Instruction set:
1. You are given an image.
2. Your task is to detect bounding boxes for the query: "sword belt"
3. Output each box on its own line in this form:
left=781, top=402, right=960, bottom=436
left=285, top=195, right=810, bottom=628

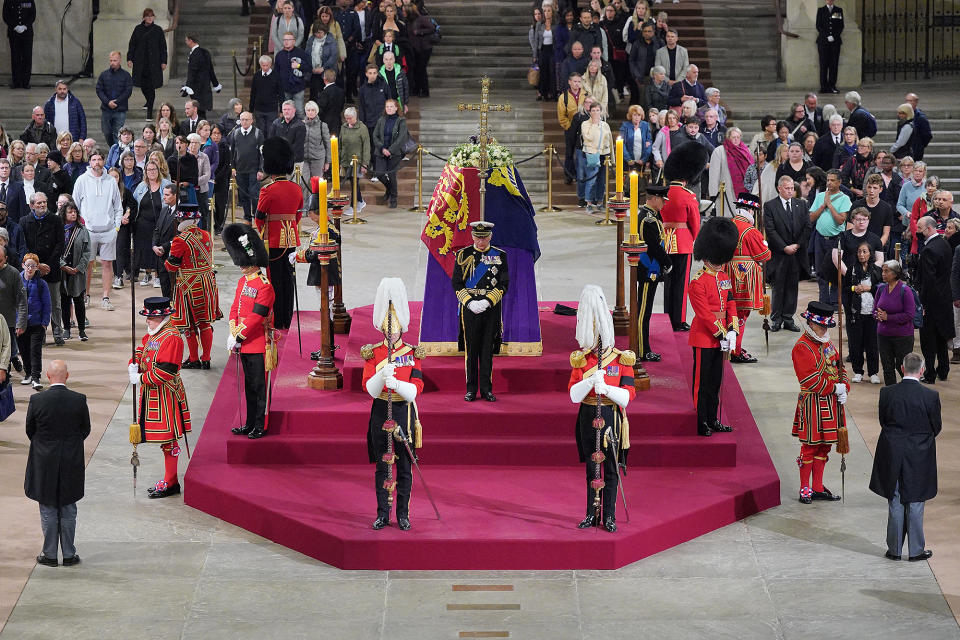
left=466, top=287, right=492, bottom=295
left=582, top=395, right=616, bottom=407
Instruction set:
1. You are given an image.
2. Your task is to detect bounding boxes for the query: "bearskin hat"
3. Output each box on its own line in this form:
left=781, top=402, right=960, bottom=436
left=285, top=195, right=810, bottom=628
left=693, top=217, right=739, bottom=266
left=223, top=223, right=268, bottom=268
left=663, top=141, right=710, bottom=185
left=261, top=136, right=295, bottom=176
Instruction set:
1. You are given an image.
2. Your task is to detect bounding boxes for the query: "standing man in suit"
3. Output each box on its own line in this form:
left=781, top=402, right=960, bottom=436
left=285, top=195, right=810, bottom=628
left=343, top=0, right=370, bottom=101
left=181, top=34, right=221, bottom=120
left=813, top=114, right=844, bottom=171
left=176, top=100, right=201, bottom=137
left=870, top=352, right=939, bottom=562
left=0, top=158, right=28, bottom=223
left=151, top=185, right=178, bottom=298
left=816, top=0, right=843, bottom=94
left=804, top=93, right=826, bottom=135
left=24, top=360, right=91, bottom=567
left=316, top=69, right=346, bottom=138
left=916, top=215, right=955, bottom=382
left=249, top=56, right=284, bottom=135
left=764, top=175, right=811, bottom=332
left=3, top=0, right=36, bottom=89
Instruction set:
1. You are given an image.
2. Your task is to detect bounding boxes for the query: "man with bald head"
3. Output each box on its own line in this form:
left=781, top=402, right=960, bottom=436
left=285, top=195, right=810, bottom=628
left=24, top=360, right=91, bottom=567
left=916, top=215, right=955, bottom=383
left=905, top=93, right=933, bottom=160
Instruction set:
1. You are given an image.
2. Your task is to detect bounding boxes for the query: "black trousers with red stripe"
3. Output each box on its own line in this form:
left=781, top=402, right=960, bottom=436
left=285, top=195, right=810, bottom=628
left=691, top=346, right=723, bottom=427
left=637, top=279, right=659, bottom=355
left=663, top=254, right=691, bottom=328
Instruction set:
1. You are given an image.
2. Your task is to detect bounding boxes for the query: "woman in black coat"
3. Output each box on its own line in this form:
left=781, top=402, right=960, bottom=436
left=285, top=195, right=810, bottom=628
left=126, top=8, right=168, bottom=121
left=371, top=99, right=409, bottom=209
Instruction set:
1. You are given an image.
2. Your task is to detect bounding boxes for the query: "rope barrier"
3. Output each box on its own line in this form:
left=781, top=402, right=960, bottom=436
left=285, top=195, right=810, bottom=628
left=233, top=48, right=255, bottom=77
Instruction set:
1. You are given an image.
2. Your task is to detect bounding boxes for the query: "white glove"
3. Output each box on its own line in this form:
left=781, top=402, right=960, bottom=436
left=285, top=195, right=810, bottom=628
left=384, top=375, right=399, bottom=390
left=128, top=363, right=139, bottom=376
left=726, top=331, right=737, bottom=346
left=719, top=339, right=730, bottom=352
left=591, top=369, right=606, bottom=385
left=837, top=390, right=847, bottom=405
left=467, top=300, right=485, bottom=314
left=834, top=383, right=846, bottom=396
left=214, top=83, right=223, bottom=93
left=476, top=299, right=491, bottom=312
left=827, top=35, right=834, bottom=42
left=288, top=251, right=297, bottom=265
left=594, top=380, right=610, bottom=396
left=569, top=377, right=594, bottom=404
left=380, top=363, right=396, bottom=379
left=604, top=385, right=631, bottom=409
left=14, top=25, right=27, bottom=34
left=128, top=371, right=141, bottom=386
left=227, top=334, right=238, bottom=351
left=181, top=85, right=194, bottom=95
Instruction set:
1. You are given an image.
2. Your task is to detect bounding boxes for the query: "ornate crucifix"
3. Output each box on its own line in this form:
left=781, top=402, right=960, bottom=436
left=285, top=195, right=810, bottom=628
left=457, top=76, right=511, bottom=221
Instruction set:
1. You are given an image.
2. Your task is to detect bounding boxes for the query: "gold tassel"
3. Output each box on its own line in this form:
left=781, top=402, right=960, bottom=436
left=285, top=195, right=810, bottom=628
left=264, top=341, right=278, bottom=371
left=836, top=426, right=850, bottom=455
left=761, top=293, right=771, bottom=316
left=414, top=419, right=422, bottom=448
left=620, top=412, right=630, bottom=449
left=129, top=423, right=141, bottom=445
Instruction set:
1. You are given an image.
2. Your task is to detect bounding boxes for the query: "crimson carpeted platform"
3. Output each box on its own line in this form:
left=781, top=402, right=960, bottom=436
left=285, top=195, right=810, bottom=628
left=184, top=304, right=780, bottom=570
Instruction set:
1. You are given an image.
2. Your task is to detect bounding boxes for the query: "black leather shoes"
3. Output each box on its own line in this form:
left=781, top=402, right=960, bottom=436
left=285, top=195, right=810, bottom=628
left=697, top=422, right=713, bottom=437
left=603, top=517, right=617, bottom=533
left=921, top=377, right=936, bottom=385
left=247, top=427, right=266, bottom=439
left=36, top=554, right=57, bottom=567
left=811, top=488, right=841, bottom=501
left=372, top=516, right=389, bottom=530
left=909, top=550, right=933, bottom=561
left=148, top=483, right=181, bottom=499
left=730, top=352, right=757, bottom=364
left=181, top=359, right=201, bottom=369
left=641, top=352, right=661, bottom=362
left=768, top=322, right=781, bottom=332
left=464, top=391, right=476, bottom=402
left=232, top=425, right=253, bottom=436
left=200, top=361, right=211, bottom=370
left=62, top=555, right=81, bottom=566
left=577, top=515, right=596, bottom=529
left=398, top=517, right=411, bottom=530
left=481, top=391, right=497, bottom=402
left=782, top=321, right=801, bottom=332
left=884, top=551, right=901, bottom=561
left=711, top=420, right=733, bottom=433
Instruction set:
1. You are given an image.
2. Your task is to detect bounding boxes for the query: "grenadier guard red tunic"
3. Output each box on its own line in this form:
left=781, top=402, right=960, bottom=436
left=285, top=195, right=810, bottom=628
left=661, top=181, right=701, bottom=328
left=131, top=324, right=192, bottom=444
left=689, top=266, right=739, bottom=434
left=229, top=271, right=275, bottom=354
left=728, top=214, right=772, bottom=359
left=165, top=225, right=221, bottom=365
left=254, top=177, right=303, bottom=330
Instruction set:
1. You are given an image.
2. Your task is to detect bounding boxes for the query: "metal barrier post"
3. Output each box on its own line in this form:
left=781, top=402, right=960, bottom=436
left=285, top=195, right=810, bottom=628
left=343, top=155, right=367, bottom=225
left=538, top=144, right=561, bottom=212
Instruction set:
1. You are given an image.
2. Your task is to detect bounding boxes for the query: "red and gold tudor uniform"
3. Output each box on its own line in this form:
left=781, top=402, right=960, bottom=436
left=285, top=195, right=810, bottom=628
left=129, top=299, right=191, bottom=496
left=165, top=221, right=221, bottom=366
left=728, top=199, right=772, bottom=360
left=229, top=271, right=275, bottom=435
left=660, top=181, right=701, bottom=329
left=361, top=340, right=425, bottom=523
left=689, top=265, right=739, bottom=434
left=568, top=348, right=636, bottom=524
left=254, top=176, right=302, bottom=331
left=792, top=311, right=849, bottom=502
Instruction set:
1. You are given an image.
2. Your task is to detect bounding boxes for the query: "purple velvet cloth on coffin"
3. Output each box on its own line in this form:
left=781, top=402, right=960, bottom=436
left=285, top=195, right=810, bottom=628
left=420, top=248, right=541, bottom=346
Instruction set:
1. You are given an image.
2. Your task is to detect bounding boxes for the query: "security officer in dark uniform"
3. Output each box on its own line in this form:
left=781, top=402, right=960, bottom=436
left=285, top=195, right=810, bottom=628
left=816, top=0, right=844, bottom=94
left=636, top=184, right=672, bottom=362
left=3, top=0, right=36, bottom=89
left=452, top=221, right=509, bottom=402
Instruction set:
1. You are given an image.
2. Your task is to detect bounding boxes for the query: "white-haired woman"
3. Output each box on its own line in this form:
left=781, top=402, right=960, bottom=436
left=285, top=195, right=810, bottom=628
left=339, top=106, right=370, bottom=212
left=302, top=100, right=332, bottom=201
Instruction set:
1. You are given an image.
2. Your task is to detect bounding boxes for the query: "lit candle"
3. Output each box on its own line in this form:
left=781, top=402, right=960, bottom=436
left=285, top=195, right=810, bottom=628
left=330, top=136, right=340, bottom=194
left=318, top=178, right=328, bottom=236
left=615, top=136, right=624, bottom=196
left=629, top=171, right=638, bottom=238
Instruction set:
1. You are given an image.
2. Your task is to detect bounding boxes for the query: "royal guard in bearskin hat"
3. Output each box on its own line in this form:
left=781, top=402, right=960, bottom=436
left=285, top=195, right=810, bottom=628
left=728, top=193, right=772, bottom=364
left=792, top=300, right=849, bottom=504
left=360, top=278, right=425, bottom=531
left=568, top=285, right=636, bottom=533
left=636, top=184, right=672, bottom=361
left=661, top=141, right=709, bottom=332
left=224, top=223, right=275, bottom=440
left=255, top=136, right=303, bottom=331
left=165, top=203, right=221, bottom=369
left=127, top=297, right=192, bottom=499
left=689, top=217, right=739, bottom=437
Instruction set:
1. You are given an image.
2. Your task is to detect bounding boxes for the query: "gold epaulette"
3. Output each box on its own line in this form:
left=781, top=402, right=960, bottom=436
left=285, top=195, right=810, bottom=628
left=682, top=186, right=696, bottom=195
left=413, top=345, right=425, bottom=359
left=617, top=350, right=636, bottom=366
left=570, top=350, right=587, bottom=368
left=360, top=344, right=375, bottom=360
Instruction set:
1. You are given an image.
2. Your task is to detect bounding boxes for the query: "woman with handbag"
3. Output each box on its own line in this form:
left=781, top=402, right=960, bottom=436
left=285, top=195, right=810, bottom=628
left=59, top=202, right=90, bottom=342
left=132, top=161, right=171, bottom=288
left=530, top=5, right=557, bottom=102
left=372, top=99, right=410, bottom=209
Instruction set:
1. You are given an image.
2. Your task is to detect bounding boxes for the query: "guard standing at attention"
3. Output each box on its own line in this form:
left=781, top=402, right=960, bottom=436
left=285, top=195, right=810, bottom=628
left=254, top=137, right=303, bottom=331
left=636, top=184, right=672, bottom=361
left=452, top=221, right=509, bottom=402
left=127, top=297, right=192, bottom=499
left=3, top=0, right=36, bottom=89
left=165, top=203, right=221, bottom=369
left=568, top=285, right=636, bottom=533
left=689, top=217, right=740, bottom=437
left=728, top=193, right=772, bottom=364
left=792, top=300, right=848, bottom=504
left=224, top=223, right=275, bottom=440
left=816, top=0, right=844, bottom=94
left=660, top=142, right=708, bottom=332
left=361, top=278, right=425, bottom=531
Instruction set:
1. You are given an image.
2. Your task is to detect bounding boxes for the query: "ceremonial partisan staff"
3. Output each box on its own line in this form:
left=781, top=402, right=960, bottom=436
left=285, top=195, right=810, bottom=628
left=381, top=304, right=397, bottom=510
left=835, top=242, right=848, bottom=502
left=129, top=228, right=140, bottom=496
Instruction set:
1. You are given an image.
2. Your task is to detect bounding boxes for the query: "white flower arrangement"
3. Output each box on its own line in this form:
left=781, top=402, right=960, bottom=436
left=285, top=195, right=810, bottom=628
left=448, top=140, right=514, bottom=169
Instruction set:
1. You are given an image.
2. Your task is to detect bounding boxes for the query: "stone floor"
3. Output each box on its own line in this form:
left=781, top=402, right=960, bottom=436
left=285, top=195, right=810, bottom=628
left=1, top=71, right=959, bottom=639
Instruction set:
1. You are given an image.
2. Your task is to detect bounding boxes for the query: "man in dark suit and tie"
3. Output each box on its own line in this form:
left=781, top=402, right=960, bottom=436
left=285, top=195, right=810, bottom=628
left=764, top=175, right=810, bottom=332
left=338, top=0, right=364, bottom=101
left=870, top=352, right=939, bottom=562
left=176, top=99, right=201, bottom=137
left=812, top=114, right=844, bottom=171
left=0, top=158, right=28, bottom=223
left=816, top=0, right=843, bottom=94
left=151, top=184, right=178, bottom=298
left=181, top=34, right=220, bottom=119
left=316, top=69, right=346, bottom=138
left=916, top=215, right=956, bottom=382
left=24, top=360, right=91, bottom=567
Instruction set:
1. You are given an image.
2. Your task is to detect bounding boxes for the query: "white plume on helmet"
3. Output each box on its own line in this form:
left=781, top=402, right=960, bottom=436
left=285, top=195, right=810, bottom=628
left=575, top=284, right=614, bottom=351
left=372, top=277, right=410, bottom=333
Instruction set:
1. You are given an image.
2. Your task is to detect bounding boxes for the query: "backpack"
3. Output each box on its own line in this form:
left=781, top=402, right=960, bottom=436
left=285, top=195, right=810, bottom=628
left=899, top=282, right=923, bottom=329
left=861, top=107, right=878, bottom=137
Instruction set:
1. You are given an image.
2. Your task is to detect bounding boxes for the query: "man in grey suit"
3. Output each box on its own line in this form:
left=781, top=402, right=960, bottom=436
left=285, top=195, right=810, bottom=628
left=869, top=352, right=939, bottom=562
left=24, top=360, right=91, bottom=567
left=763, top=175, right=811, bottom=332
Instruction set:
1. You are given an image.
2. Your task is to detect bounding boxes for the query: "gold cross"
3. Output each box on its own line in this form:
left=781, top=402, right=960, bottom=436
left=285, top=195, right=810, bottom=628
left=458, top=76, right=511, bottom=221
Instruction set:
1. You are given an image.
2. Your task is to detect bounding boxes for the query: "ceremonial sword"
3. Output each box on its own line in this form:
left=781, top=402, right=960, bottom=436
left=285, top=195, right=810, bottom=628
left=604, top=426, right=631, bottom=523
left=396, top=423, right=442, bottom=520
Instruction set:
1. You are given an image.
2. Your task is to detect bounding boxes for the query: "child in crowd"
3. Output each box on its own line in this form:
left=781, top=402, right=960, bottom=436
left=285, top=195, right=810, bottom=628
left=17, top=253, right=51, bottom=391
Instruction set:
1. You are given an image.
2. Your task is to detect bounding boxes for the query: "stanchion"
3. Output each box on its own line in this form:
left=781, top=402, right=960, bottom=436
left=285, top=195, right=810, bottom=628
left=295, top=165, right=313, bottom=239
left=231, top=49, right=238, bottom=98
left=343, top=155, right=367, bottom=225
left=609, top=192, right=630, bottom=335
left=326, top=189, right=352, bottom=334
left=595, top=157, right=615, bottom=226
left=229, top=175, right=238, bottom=224
left=257, top=35, right=263, bottom=60
left=409, top=145, right=427, bottom=212
left=622, top=234, right=651, bottom=391
left=306, top=221, right=343, bottom=390
left=538, top=144, right=561, bottom=212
